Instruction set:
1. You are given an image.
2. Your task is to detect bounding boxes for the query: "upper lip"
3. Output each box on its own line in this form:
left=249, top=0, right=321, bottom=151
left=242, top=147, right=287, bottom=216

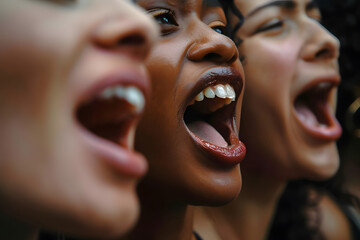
left=183, top=67, right=244, bottom=110
left=295, top=75, right=340, bottom=100
left=75, top=69, right=150, bottom=112
left=182, top=67, right=246, bottom=167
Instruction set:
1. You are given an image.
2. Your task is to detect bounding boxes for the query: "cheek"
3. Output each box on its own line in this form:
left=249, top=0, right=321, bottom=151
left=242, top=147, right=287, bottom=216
left=245, top=39, right=298, bottom=80
left=242, top=39, right=300, bottom=106
left=146, top=41, right=185, bottom=100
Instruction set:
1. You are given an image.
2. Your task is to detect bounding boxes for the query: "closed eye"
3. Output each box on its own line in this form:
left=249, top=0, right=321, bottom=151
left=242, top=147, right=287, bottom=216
left=254, top=18, right=284, bottom=34
left=38, top=0, right=78, bottom=5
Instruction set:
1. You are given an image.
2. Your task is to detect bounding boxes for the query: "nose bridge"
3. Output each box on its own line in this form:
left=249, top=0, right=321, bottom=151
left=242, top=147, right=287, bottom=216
left=187, top=21, right=238, bottom=64
left=91, top=0, right=158, bottom=61
left=300, top=17, right=339, bottom=61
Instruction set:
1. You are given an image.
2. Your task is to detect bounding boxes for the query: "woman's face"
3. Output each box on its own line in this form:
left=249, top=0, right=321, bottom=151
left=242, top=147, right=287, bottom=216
left=235, top=0, right=341, bottom=180
left=0, top=0, right=157, bottom=238
left=135, top=0, right=246, bottom=205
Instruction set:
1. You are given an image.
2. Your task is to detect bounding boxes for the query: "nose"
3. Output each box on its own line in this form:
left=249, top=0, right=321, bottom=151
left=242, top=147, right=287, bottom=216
left=301, top=20, right=340, bottom=62
left=92, top=6, right=158, bottom=61
left=187, top=24, right=239, bottom=65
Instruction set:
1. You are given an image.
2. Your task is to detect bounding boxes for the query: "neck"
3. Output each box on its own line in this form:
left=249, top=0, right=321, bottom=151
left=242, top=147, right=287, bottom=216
left=0, top=212, right=38, bottom=240
left=123, top=188, right=196, bottom=240
left=202, top=171, right=287, bottom=240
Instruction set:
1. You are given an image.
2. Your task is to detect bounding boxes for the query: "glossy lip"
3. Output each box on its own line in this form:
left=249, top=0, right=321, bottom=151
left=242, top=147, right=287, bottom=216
left=74, top=68, right=150, bottom=178
left=182, top=67, right=246, bottom=167
left=293, top=75, right=342, bottom=141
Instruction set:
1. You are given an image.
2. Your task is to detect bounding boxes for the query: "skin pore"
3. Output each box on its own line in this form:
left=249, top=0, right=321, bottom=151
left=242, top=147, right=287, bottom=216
left=194, top=0, right=348, bottom=239
left=0, top=0, right=158, bottom=239
left=124, top=0, right=245, bottom=239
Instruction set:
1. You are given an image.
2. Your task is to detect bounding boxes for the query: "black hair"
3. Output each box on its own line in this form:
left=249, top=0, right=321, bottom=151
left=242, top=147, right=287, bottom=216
left=220, top=0, right=244, bottom=45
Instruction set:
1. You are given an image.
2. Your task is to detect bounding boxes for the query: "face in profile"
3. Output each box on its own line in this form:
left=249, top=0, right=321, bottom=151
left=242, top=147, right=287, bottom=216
left=135, top=0, right=246, bottom=205
left=0, top=0, right=157, bottom=238
left=235, top=0, right=341, bottom=180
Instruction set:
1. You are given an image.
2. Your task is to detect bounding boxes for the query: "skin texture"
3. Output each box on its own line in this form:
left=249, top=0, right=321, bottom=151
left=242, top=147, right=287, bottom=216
left=0, top=0, right=158, bottom=239
left=125, top=0, right=245, bottom=239
left=194, top=0, right=350, bottom=239
left=236, top=0, right=341, bottom=181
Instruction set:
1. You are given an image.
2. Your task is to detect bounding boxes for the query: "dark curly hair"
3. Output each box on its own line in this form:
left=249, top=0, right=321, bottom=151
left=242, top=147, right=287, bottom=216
left=220, top=0, right=244, bottom=44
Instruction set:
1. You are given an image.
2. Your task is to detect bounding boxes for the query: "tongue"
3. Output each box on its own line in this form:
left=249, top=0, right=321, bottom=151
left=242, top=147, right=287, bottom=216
left=187, top=121, right=228, bottom=147
left=295, top=101, right=319, bottom=127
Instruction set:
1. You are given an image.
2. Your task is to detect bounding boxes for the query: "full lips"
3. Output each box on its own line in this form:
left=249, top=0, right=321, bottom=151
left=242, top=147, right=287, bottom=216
left=183, top=67, right=246, bottom=167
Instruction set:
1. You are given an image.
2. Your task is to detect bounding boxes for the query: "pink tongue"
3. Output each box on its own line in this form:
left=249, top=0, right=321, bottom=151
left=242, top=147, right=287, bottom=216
left=187, top=121, right=228, bottom=147
left=295, top=102, right=319, bottom=127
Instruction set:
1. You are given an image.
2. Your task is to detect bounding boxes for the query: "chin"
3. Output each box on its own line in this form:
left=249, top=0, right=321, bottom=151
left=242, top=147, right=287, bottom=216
left=63, top=188, right=140, bottom=239
left=184, top=166, right=242, bottom=206
left=300, top=143, right=340, bottom=181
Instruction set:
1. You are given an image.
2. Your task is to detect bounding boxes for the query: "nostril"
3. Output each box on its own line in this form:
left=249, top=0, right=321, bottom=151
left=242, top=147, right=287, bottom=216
left=118, top=34, right=146, bottom=47
left=315, top=48, right=332, bottom=59
left=204, top=52, right=222, bottom=61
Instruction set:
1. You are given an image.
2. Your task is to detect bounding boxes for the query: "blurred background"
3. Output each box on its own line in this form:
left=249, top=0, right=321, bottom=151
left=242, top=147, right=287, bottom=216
left=318, top=0, right=360, bottom=198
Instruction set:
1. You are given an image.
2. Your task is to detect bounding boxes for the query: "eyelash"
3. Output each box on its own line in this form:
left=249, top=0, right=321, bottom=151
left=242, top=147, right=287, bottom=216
left=148, top=8, right=228, bottom=37
left=44, top=0, right=77, bottom=5
left=211, top=25, right=228, bottom=36
left=254, top=18, right=284, bottom=34
left=148, top=9, right=179, bottom=36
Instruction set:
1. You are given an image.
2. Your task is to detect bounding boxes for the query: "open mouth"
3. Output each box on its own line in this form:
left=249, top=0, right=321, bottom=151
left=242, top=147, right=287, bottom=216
left=183, top=69, right=246, bottom=166
left=185, top=84, right=236, bottom=147
left=76, top=85, right=145, bottom=148
left=294, top=81, right=342, bottom=140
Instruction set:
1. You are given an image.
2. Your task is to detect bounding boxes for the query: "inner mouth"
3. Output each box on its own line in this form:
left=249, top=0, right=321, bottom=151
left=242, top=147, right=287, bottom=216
left=76, top=86, right=145, bottom=148
left=184, top=84, right=236, bottom=148
left=294, top=82, right=335, bottom=128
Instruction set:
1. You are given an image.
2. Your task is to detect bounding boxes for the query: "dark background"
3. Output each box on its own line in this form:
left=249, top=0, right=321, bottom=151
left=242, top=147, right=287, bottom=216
left=318, top=0, right=360, bottom=196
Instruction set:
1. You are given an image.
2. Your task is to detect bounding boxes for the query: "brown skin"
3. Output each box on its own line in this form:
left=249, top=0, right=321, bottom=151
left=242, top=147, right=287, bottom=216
left=126, top=0, right=245, bottom=239
left=0, top=0, right=158, bottom=239
left=195, top=0, right=352, bottom=239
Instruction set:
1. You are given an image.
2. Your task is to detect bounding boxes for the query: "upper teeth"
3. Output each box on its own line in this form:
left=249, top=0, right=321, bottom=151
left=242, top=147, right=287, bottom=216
left=99, top=86, right=145, bottom=113
left=194, top=84, right=236, bottom=103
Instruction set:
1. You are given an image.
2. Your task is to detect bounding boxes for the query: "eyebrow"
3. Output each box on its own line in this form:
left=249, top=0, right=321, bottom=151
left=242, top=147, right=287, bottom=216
left=203, top=0, right=222, bottom=7
left=133, top=0, right=185, bottom=5
left=306, top=0, right=318, bottom=11
left=134, top=0, right=192, bottom=10
left=246, top=0, right=296, bottom=18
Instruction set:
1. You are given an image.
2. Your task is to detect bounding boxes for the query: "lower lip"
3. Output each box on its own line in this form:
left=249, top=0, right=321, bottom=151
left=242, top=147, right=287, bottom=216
left=79, top=126, right=148, bottom=178
left=293, top=110, right=342, bottom=141
left=189, top=131, right=246, bottom=167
